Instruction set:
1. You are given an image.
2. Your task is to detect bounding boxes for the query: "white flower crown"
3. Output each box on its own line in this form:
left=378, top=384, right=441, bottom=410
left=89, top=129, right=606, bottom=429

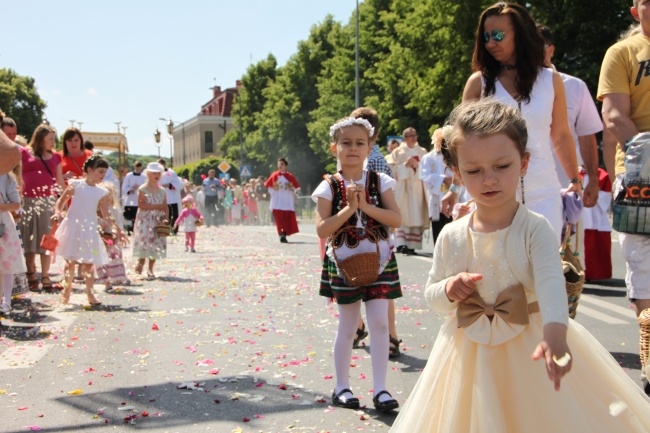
left=329, top=117, right=375, bottom=139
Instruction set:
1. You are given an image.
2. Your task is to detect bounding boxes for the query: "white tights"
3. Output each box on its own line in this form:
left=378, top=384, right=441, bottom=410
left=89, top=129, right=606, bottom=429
left=1, top=274, right=13, bottom=306
left=334, top=299, right=391, bottom=402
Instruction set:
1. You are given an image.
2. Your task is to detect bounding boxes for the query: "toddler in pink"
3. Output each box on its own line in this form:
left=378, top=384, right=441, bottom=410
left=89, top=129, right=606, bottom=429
left=174, top=195, right=203, bottom=252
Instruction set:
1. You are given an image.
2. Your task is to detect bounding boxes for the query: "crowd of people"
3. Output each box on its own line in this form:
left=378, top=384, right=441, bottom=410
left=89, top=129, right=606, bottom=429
left=1, top=1, right=650, bottom=430
left=0, top=111, right=302, bottom=311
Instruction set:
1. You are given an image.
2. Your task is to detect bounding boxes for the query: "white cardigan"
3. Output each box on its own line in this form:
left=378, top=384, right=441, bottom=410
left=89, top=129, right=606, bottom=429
left=425, top=204, right=569, bottom=327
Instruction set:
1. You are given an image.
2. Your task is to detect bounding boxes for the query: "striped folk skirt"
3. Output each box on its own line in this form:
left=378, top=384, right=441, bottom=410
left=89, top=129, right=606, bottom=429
left=320, top=251, right=402, bottom=304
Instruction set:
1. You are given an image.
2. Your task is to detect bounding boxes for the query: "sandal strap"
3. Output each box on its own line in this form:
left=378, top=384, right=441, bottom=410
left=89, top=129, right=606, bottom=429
left=333, top=388, right=356, bottom=400
left=374, top=390, right=392, bottom=400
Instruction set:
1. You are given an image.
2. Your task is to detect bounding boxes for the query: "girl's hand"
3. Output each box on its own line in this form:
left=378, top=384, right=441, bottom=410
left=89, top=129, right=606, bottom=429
left=454, top=203, right=472, bottom=220
left=531, top=323, right=572, bottom=391
left=118, top=232, right=130, bottom=246
left=63, top=171, right=75, bottom=180
left=51, top=213, right=63, bottom=222
left=357, top=185, right=369, bottom=211
left=345, top=184, right=359, bottom=210
left=445, top=272, right=482, bottom=302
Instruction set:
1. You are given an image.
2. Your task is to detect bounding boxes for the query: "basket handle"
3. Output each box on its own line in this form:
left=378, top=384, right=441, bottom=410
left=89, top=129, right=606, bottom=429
left=560, top=221, right=580, bottom=257
left=330, top=227, right=380, bottom=262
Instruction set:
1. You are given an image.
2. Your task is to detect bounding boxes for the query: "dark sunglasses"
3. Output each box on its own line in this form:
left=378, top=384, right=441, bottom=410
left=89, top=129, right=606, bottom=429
left=483, top=29, right=506, bottom=42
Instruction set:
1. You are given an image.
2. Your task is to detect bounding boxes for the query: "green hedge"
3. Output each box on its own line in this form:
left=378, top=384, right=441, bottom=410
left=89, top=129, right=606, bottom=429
left=174, top=156, right=241, bottom=185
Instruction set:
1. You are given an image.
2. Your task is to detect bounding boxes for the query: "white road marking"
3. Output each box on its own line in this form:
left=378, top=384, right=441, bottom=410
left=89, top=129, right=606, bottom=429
left=575, top=305, right=629, bottom=325
left=0, top=301, right=80, bottom=369
left=580, top=294, right=636, bottom=319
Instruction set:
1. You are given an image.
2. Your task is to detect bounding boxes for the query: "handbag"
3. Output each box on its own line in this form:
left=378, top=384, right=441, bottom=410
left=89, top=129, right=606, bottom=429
left=561, top=223, right=585, bottom=320
left=330, top=227, right=380, bottom=287
left=40, top=221, right=59, bottom=252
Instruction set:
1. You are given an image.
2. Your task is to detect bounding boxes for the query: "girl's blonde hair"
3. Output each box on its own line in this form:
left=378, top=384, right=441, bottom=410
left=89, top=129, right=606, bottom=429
left=442, top=98, right=529, bottom=168
left=99, top=182, right=118, bottom=207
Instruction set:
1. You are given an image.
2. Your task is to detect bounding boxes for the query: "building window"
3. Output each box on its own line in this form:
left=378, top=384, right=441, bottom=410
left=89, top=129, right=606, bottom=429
left=205, top=131, right=214, bottom=153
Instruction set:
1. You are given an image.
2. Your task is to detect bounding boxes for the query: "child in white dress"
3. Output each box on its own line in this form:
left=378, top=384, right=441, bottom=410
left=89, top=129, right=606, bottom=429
left=132, top=162, right=168, bottom=279
left=53, top=156, right=111, bottom=306
left=96, top=183, right=129, bottom=291
left=389, top=99, right=650, bottom=432
left=0, top=171, right=27, bottom=313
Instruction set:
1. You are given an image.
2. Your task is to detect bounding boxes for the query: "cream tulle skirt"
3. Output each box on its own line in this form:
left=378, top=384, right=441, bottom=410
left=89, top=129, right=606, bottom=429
left=389, top=314, right=650, bottom=433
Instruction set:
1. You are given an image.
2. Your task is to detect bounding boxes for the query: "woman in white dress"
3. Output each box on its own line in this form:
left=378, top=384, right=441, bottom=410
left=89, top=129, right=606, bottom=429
left=53, top=156, right=111, bottom=306
left=462, top=2, right=581, bottom=243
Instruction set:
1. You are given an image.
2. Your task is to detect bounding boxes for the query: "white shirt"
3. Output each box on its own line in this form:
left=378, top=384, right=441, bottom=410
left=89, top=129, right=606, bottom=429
left=554, top=72, right=603, bottom=186
left=268, top=173, right=299, bottom=211
left=121, top=171, right=146, bottom=207
left=159, top=168, right=183, bottom=205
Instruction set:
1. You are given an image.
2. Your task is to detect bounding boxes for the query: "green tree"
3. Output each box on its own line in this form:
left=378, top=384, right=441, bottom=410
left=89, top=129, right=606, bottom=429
left=220, top=54, right=278, bottom=178
left=257, top=16, right=343, bottom=190
left=521, top=0, right=634, bottom=96
left=0, top=68, right=47, bottom=138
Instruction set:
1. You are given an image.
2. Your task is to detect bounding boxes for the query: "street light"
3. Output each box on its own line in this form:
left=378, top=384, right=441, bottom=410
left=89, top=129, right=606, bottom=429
left=159, top=117, right=174, bottom=167
left=77, top=121, right=84, bottom=130
left=153, top=128, right=162, bottom=158
left=115, top=121, right=122, bottom=132
left=355, top=0, right=360, bottom=108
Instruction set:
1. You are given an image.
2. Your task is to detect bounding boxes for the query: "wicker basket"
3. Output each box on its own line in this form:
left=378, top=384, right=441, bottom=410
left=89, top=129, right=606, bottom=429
left=561, top=223, right=585, bottom=320
left=639, top=309, right=650, bottom=370
left=331, top=228, right=380, bottom=287
left=195, top=219, right=204, bottom=227
left=155, top=222, right=171, bottom=237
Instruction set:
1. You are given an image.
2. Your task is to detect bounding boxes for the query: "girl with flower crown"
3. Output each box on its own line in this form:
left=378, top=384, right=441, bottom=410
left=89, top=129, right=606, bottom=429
left=311, top=116, right=403, bottom=413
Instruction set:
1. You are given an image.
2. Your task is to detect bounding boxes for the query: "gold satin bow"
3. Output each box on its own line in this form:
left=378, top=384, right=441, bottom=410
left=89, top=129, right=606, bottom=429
left=457, top=284, right=539, bottom=328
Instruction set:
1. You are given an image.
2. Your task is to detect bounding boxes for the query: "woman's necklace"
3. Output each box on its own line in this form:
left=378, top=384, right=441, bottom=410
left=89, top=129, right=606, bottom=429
left=500, top=63, right=516, bottom=70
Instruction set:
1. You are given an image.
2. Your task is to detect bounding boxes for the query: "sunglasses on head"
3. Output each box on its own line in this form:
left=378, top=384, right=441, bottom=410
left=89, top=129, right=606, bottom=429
left=483, top=29, right=506, bottom=42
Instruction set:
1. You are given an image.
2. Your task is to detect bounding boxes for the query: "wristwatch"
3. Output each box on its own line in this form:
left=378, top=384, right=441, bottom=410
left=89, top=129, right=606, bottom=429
left=449, top=184, right=461, bottom=194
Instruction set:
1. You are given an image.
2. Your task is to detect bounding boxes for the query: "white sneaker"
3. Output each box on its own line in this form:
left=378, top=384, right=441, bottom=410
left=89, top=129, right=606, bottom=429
left=0, top=303, right=11, bottom=313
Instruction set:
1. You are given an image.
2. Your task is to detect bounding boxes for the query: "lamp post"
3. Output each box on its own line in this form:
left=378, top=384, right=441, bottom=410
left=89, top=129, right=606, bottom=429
left=159, top=117, right=174, bottom=167
left=115, top=121, right=122, bottom=132
left=355, top=0, right=360, bottom=108
left=153, top=128, right=162, bottom=158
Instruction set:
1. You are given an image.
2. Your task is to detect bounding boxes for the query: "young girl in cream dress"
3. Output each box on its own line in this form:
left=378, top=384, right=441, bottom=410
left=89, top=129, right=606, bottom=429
left=389, top=99, right=650, bottom=432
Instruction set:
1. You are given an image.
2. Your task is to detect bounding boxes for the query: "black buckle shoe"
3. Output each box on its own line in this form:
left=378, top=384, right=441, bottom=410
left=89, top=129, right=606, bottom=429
left=332, top=388, right=360, bottom=409
left=280, top=234, right=288, bottom=243
left=373, top=390, right=399, bottom=413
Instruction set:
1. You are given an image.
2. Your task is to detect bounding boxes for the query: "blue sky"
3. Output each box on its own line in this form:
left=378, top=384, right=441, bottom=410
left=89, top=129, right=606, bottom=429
left=2, top=1, right=358, bottom=158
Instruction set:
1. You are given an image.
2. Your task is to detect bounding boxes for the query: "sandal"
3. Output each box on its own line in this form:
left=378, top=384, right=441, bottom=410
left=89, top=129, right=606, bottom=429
left=27, top=272, right=40, bottom=292
left=353, top=322, right=369, bottom=349
left=331, top=388, right=360, bottom=409
left=373, top=390, right=399, bottom=413
left=41, top=276, right=54, bottom=291
left=389, top=336, right=402, bottom=359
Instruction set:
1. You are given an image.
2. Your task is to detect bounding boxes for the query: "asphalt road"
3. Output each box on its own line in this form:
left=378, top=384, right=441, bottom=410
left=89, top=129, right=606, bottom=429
left=0, top=221, right=638, bottom=433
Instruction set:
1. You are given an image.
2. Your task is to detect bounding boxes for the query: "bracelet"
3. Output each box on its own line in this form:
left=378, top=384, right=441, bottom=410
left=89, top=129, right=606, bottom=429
left=449, top=184, right=461, bottom=194
left=569, top=178, right=582, bottom=186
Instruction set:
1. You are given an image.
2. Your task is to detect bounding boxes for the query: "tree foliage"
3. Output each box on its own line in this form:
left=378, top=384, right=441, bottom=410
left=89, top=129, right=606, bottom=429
left=0, top=68, right=47, bottom=139
left=221, top=0, right=634, bottom=190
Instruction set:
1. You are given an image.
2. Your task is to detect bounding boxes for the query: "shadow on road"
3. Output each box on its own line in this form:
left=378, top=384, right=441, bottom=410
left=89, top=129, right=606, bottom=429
left=610, top=351, right=641, bottom=371
left=0, top=374, right=399, bottom=432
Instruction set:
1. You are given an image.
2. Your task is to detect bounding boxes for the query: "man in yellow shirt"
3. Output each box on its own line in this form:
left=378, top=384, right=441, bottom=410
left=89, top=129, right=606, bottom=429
left=598, top=0, right=650, bottom=393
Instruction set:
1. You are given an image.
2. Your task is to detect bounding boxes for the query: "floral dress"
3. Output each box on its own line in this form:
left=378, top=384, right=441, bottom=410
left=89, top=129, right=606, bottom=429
left=132, top=186, right=167, bottom=260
